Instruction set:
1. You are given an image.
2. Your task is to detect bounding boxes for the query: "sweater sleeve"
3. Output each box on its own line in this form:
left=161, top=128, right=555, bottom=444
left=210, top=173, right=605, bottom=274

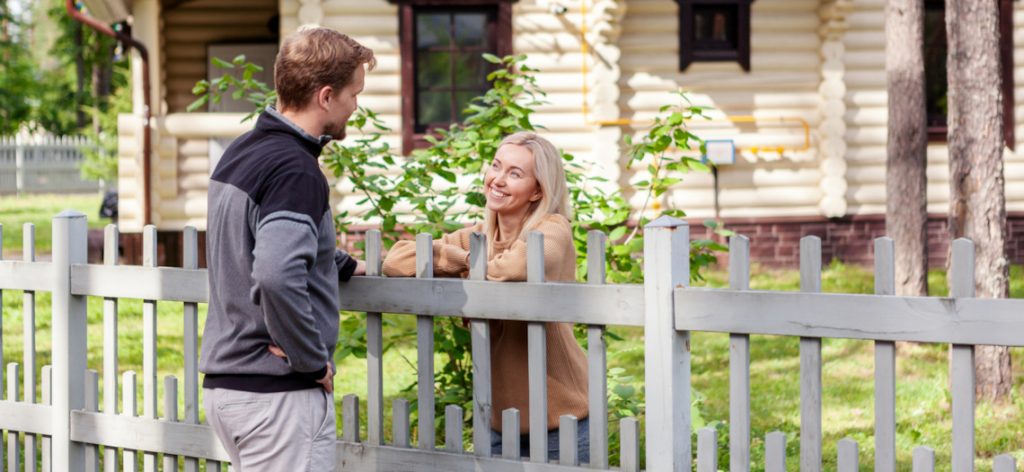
left=381, top=226, right=476, bottom=277
left=250, top=171, right=330, bottom=378
left=486, top=216, right=573, bottom=282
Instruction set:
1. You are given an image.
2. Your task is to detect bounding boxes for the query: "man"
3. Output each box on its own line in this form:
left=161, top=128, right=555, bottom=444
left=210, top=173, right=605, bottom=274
left=200, top=26, right=374, bottom=471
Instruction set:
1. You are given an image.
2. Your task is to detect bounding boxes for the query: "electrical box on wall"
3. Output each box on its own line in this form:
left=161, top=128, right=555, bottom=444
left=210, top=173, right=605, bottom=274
left=703, top=139, right=736, bottom=165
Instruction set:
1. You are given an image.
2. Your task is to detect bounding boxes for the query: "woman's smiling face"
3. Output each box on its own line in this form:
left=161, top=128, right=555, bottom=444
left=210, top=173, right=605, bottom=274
left=484, top=144, right=542, bottom=218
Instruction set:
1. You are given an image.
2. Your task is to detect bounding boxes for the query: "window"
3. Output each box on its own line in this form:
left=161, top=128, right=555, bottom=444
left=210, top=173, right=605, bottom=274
left=923, top=0, right=1014, bottom=148
left=677, top=0, right=752, bottom=72
left=399, top=0, right=512, bottom=154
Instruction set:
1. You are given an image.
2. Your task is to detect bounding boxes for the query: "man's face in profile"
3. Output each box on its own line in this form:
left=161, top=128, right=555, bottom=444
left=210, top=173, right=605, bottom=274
left=324, top=65, right=366, bottom=140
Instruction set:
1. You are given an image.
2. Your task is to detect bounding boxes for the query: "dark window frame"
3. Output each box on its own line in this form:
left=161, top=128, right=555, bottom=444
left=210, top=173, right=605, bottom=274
left=397, top=0, right=513, bottom=154
left=676, top=0, right=753, bottom=72
left=924, top=0, right=1015, bottom=149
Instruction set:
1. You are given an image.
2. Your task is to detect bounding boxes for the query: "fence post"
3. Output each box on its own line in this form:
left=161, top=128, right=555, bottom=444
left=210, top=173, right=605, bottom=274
left=15, top=135, right=25, bottom=195
left=52, top=210, right=88, bottom=472
left=643, top=216, right=690, bottom=472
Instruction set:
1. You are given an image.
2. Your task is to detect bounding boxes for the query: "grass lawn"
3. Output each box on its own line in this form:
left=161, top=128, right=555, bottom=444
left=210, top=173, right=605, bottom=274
left=0, top=193, right=107, bottom=256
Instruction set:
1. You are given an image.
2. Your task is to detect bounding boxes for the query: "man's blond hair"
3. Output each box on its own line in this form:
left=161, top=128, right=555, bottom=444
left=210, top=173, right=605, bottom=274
left=274, top=26, right=376, bottom=110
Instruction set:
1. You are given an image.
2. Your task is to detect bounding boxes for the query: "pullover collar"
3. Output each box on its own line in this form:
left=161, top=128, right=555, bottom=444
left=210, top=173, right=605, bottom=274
left=256, top=106, right=333, bottom=157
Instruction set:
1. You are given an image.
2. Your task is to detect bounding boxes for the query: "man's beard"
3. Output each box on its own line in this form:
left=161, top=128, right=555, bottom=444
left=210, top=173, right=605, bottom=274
left=323, top=122, right=346, bottom=142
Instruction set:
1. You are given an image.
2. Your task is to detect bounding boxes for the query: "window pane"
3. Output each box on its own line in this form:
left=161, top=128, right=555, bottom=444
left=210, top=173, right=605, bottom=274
left=418, top=91, right=453, bottom=127
left=417, top=13, right=451, bottom=49
left=454, top=54, right=487, bottom=87
left=693, top=5, right=737, bottom=48
left=455, top=91, right=478, bottom=120
left=924, top=2, right=948, bottom=128
left=418, top=51, right=453, bottom=88
left=454, top=13, right=488, bottom=47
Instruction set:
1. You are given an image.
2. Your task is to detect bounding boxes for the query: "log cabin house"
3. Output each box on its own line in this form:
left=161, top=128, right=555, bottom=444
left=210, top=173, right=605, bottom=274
left=81, top=0, right=1024, bottom=267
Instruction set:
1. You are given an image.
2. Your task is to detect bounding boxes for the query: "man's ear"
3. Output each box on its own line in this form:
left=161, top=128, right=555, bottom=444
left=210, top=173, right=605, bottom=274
left=316, top=86, right=335, bottom=110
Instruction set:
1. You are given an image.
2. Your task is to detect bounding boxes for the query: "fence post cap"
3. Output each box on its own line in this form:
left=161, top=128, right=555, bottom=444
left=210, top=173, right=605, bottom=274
left=54, top=210, right=86, bottom=220
left=645, top=215, right=687, bottom=229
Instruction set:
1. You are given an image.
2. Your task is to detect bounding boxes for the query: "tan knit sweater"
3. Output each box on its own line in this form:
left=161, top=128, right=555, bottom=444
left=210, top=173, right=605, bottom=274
left=382, top=214, right=589, bottom=432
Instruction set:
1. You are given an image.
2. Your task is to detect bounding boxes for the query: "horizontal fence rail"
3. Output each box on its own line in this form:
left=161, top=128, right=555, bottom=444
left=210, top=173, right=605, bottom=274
left=0, top=213, right=1022, bottom=471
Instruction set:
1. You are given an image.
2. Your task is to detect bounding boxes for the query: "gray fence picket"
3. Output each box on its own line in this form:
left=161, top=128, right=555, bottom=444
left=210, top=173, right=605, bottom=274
left=8, top=362, right=20, bottom=472
left=765, top=431, right=786, bottom=472
left=415, top=233, right=435, bottom=451
left=799, top=236, right=823, bottom=472
left=697, top=427, right=717, bottom=472
left=84, top=370, right=99, bottom=472
left=0, top=267, right=3, bottom=472
left=163, top=376, right=179, bottom=471
left=52, top=211, right=87, bottom=472
left=468, top=232, right=492, bottom=457
left=22, top=223, right=37, bottom=472
left=0, top=224, right=3, bottom=408
left=729, top=234, right=751, bottom=472
left=41, top=366, right=50, bottom=472
left=501, top=409, right=519, bottom=460
left=364, top=230, right=384, bottom=447
left=619, top=417, right=640, bottom=472
left=393, top=399, right=410, bottom=448
left=643, top=217, right=691, bottom=472
left=837, top=438, right=858, bottom=472
left=101, top=224, right=120, bottom=472
left=141, top=226, right=158, bottom=472
left=181, top=227, right=199, bottom=472
left=586, top=230, right=609, bottom=470
left=343, top=394, right=360, bottom=443
left=951, top=238, right=975, bottom=472
left=559, top=415, right=578, bottom=466
left=873, top=237, right=896, bottom=472
left=123, top=372, right=138, bottom=472
left=912, top=446, right=935, bottom=472
left=444, top=405, right=463, bottom=453
left=526, top=231, right=548, bottom=463
left=994, top=454, right=1017, bottom=472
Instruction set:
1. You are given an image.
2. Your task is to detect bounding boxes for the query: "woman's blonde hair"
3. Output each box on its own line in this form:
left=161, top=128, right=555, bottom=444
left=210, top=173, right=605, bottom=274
left=483, top=131, right=572, bottom=246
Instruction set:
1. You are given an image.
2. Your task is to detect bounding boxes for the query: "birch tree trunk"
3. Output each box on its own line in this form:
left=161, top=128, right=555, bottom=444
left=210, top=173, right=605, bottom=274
left=885, top=0, right=929, bottom=296
left=946, top=0, right=1011, bottom=402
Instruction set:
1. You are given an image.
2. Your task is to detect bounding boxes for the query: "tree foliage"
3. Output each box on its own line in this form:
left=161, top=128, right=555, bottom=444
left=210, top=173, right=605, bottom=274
left=194, top=53, right=728, bottom=459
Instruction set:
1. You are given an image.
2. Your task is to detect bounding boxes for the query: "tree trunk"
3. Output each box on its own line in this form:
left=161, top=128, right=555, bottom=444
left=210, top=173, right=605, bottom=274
left=946, top=0, right=1011, bottom=402
left=885, top=0, right=929, bottom=297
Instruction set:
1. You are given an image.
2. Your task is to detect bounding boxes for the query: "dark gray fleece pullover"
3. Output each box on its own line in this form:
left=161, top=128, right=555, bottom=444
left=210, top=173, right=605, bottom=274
left=200, top=107, right=356, bottom=392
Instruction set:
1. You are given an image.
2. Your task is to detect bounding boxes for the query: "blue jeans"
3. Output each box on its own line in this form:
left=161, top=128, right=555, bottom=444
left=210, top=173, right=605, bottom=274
left=490, top=417, right=591, bottom=463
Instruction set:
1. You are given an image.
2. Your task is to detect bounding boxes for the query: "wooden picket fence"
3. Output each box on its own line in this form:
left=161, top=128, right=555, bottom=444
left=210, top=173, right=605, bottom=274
left=0, top=136, right=98, bottom=195
left=0, top=211, right=1022, bottom=471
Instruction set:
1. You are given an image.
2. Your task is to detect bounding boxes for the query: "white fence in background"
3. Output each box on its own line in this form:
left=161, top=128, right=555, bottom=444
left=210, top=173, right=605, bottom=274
left=0, top=136, right=98, bottom=195
left=0, top=211, right=1022, bottom=471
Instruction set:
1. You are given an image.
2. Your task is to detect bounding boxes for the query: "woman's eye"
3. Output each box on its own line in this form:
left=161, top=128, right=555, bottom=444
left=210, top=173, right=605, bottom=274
left=491, top=162, right=500, bottom=169
left=511, top=172, right=522, bottom=179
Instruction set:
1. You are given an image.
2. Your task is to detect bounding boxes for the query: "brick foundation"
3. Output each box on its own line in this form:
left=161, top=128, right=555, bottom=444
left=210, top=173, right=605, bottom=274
left=689, top=212, right=1024, bottom=269
left=106, top=213, right=1024, bottom=269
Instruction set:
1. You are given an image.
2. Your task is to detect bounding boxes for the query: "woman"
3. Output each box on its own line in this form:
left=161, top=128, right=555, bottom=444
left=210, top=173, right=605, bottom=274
left=382, top=131, right=590, bottom=462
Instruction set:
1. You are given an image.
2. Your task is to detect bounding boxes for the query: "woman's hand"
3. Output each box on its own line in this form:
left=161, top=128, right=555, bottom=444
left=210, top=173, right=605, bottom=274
left=354, top=259, right=366, bottom=276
